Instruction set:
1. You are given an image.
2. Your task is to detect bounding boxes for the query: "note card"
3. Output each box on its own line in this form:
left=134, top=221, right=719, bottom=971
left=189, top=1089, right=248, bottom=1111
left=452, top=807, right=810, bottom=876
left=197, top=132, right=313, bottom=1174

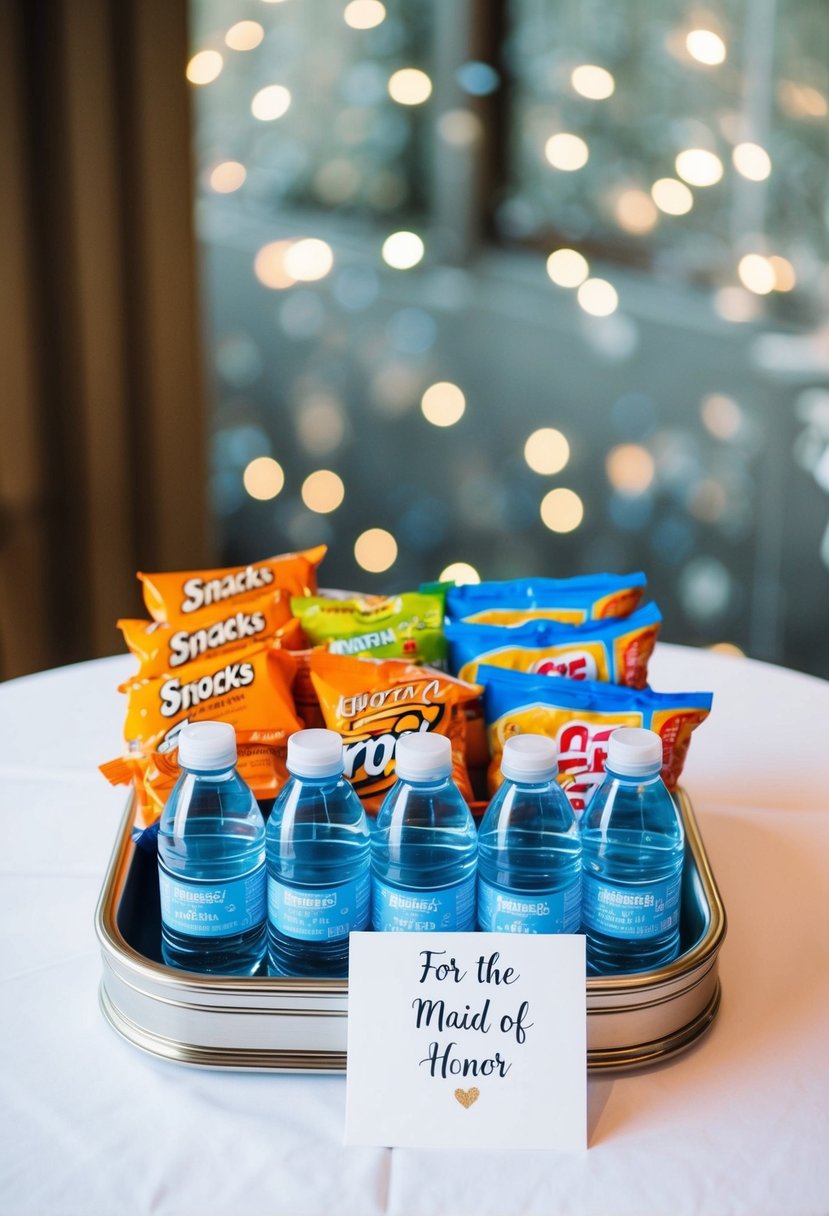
left=344, top=932, right=586, bottom=1152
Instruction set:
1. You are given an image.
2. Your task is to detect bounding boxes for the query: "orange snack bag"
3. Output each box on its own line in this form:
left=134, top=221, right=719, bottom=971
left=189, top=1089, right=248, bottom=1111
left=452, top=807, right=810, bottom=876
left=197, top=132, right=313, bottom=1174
left=120, top=643, right=301, bottom=755
left=118, top=591, right=303, bottom=681
left=309, top=650, right=481, bottom=815
left=138, top=545, right=326, bottom=626
left=101, top=742, right=289, bottom=826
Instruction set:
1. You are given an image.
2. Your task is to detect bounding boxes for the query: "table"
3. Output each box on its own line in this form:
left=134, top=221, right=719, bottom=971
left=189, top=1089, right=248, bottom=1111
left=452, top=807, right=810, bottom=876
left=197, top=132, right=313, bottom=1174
left=1, top=644, right=828, bottom=1215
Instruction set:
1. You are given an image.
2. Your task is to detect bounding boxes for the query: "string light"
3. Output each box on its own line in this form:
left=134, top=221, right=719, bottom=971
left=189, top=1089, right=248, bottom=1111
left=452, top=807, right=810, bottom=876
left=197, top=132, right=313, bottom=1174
left=769, top=255, right=796, bottom=292
left=614, top=189, right=659, bottom=234
left=254, top=241, right=295, bottom=289
left=544, top=133, right=589, bottom=170
left=651, top=178, right=694, bottom=215
left=577, top=278, right=618, bottom=317
left=524, top=429, right=570, bottom=475
left=243, top=457, right=284, bottom=500
left=283, top=238, right=334, bottom=282
left=540, top=488, right=584, bottom=533
left=186, top=51, right=223, bottom=85
left=388, top=68, right=432, bottom=105
left=686, top=29, right=727, bottom=65
left=675, top=149, right=723, bottom=187
left=225, top=21, right=264, bottom=51
left=439, top=562, right=480, bottom=585
left=251, top=84, right=291, bottom=121
left=571, top=65, right=615, bottom=100
left=343, top=0, right=386, bottom=29
left=546, top=248, right=589, bottom=287
left=737, top=254, right=776, bottom=295
left=354, top=528, right=398, bottom=573
left=209, top=162, right=247, bottom=193
left=732, top=142, right=772, bottom=181
left=301, top=470, right=345, bottom=513
left=606, top=444, right=655, bottom=495
left=382, top=231, right=424, bottom=269
left=421, top=382, right=466, bottom=427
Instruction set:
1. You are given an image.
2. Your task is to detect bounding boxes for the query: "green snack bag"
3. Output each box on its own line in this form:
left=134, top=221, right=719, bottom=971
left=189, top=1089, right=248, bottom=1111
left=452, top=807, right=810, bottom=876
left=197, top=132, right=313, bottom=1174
left=291, top=585, right=447, bottom=665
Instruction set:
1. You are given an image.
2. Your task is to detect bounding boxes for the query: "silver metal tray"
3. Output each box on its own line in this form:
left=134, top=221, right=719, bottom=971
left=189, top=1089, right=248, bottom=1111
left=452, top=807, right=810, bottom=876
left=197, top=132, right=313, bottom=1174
left=95, top=788, right=726, bottom=1073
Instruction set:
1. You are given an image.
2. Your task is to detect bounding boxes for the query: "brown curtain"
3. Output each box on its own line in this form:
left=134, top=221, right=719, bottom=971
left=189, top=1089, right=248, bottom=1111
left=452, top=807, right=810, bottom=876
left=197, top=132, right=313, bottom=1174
left=0, top=0, right=211, bottom=680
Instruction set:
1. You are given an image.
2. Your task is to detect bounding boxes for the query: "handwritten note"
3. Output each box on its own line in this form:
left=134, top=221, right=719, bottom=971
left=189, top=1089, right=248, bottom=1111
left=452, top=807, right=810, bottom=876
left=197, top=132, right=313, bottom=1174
left=344, top=932, right=586, bottom=1152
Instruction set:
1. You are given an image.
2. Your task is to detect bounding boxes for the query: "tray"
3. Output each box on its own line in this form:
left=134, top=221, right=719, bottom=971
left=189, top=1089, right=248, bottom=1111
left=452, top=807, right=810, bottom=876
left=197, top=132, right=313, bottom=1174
left=95, top=787, right=726, bottom=1073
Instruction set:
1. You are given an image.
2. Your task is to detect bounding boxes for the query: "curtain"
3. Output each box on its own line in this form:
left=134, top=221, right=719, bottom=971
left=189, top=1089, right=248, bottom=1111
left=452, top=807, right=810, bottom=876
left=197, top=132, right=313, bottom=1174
left=0, top=0, right=210, bottom=680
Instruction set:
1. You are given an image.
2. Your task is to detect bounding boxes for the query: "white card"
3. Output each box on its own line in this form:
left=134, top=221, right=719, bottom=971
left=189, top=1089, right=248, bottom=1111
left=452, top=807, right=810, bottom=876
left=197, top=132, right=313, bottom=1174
left=345, top=932, right=586, bottom=1152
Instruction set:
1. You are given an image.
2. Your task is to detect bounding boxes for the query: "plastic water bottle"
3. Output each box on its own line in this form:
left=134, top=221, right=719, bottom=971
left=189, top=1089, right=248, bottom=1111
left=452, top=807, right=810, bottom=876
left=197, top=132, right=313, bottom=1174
left=371, top=733, right=477, bottom=932
left=580, top=727, right=685, bottom=975
left=266, top=728, right=370, bottom=977
left=158, top=721, right=267, bottom=975
left=477, top=734, right=581, bottom=934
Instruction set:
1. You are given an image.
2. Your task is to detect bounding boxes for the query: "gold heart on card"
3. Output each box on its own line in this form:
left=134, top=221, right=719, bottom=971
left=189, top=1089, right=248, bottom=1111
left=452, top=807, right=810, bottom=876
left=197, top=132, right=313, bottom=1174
left=454, top=1087, right=480, bottom=1109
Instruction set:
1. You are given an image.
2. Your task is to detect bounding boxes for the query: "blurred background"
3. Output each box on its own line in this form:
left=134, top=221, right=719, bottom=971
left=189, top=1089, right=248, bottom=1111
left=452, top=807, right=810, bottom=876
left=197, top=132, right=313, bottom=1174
left=2, top=0, right=828, bottom=682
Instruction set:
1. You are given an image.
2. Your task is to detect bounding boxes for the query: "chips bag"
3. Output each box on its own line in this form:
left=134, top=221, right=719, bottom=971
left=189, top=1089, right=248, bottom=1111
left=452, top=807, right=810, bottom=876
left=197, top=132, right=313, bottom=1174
left=119, top=643, right=301, bottom=755
left=446, top=602, right=661, bottom=688
left=118, top=591, right=303, bottom=681
left=100, top=742, right=289, bottom=826
left=446, top=572, right=646, bottom=626
left=291, top=583, right=448, bottom=665
left=480, top=665, right=712, bottom=815
left=138, top=545, right=326, bottom=626
left=309, top=650, right=481, bottom=814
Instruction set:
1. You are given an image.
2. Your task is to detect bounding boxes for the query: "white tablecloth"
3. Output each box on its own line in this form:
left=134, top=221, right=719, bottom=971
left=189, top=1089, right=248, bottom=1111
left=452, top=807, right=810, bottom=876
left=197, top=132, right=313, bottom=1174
left=1, top=644, right=828, bottom=1216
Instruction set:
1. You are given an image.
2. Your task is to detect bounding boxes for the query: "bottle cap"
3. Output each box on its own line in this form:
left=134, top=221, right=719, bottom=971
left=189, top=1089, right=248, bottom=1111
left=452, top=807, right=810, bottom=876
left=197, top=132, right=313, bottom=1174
left=177, top=721, right=237, bottom=772
left=500, top=733, right=558, bottom=783
left=286, top=728, right=345, bottom=779
left=606, top=727, right=663, bottom=777
left=395, top=732, right=452, bottom=782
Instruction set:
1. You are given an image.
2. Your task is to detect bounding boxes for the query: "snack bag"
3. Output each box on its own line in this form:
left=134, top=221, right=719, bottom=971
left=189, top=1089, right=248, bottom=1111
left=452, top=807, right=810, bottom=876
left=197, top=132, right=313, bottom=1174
left=120, top=643, right=301, bottom=755
left=446, top=602, right=661, bottom=688
left=118, top=591, right=303, bottom=681
left=480, top=665, right=712, bottom=815
left=446, top=572, right=646, bottom=626
left=138, top=545, right=326, bottom=626
left=100, top=742, right=289, bottom=826
left=309, top=650, right=481, bottom=814
left=291, top=583, right=447, bottom=665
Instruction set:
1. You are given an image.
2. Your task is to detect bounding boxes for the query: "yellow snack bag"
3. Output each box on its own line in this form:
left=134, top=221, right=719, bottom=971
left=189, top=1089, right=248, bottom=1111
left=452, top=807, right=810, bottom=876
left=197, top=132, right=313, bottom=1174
left=120, top=643, right=301, bottom=754
left=138, top=546, right=326, bottom=626
left=309, top=650, right=481, bottom=815
left=118, top=591, right=303, bottom=681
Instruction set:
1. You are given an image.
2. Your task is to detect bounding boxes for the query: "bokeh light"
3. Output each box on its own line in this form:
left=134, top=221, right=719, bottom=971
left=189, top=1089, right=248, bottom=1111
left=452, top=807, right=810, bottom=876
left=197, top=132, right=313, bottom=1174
left=388, top=68, right=432, bottom=105
left=544, top=133, right=589, bottom=171
left=301, top=470, right=345, bottom=514
left=651, top=178, right=694, bottom=215
left=209, top=161, right=247, bottom=193
left=354, top=528, right=398, bottom=573
left=614, top=189, right=659, bottom=234
left=382, top=231, right=425, bottom=269
left=524, top=428, right=570, bottom=475
left=686, top=29, right=727, bottom=65
left=701, top=393, right=743, bottom=440
left=343, top=0, right=386, bottom=30
left=186, top=50, right=223, bottom=85
left=440, top=562, right=481, bottom=585
left=732, top=142, right=772, bottom=181
left=769, top=255, right=797, bottom=292
left=606, top=444, right=655, bottom=495
left=283, top=238, right=334, bottom=282
left=738, top=253, right=776, bottom=295
left=675, top=149, right=724, bottom=187
left=251, top=84, right=292, bottom=121
left=254, top=241, right=295, bottom=289
left=571, top=65, right=615, bottom=100
left=225, top=21, right=264, bottom=51
left=577, top=278, right=618, bottom=316
left=546, top=248, right=589, bottom=287
left=540, top=488, right=584, bottom=533
left=243, top=457, right=285, bottom=501
left=421, top=382, right=466, bottom=427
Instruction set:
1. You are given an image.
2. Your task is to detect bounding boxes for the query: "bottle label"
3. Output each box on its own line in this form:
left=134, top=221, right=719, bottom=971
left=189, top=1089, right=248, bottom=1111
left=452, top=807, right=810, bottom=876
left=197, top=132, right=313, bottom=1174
left=582, top=873, right=681, bottom=939
left=477, top=877, right=582, bottom=934
left=267, top=874, right=371, bottom=942
left=158, top=862, right=266, bottom=938
left=371, top=873, right=476, bottom=932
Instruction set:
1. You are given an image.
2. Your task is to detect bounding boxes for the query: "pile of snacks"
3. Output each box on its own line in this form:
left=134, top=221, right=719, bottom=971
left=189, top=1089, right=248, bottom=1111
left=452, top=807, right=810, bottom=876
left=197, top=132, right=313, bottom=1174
left=101, top=549, right=712, bottom=822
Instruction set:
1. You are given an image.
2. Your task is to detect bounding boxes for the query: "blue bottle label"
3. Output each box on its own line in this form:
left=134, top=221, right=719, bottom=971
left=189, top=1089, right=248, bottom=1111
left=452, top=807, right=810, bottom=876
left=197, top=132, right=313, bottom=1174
left=158, top=862, right=266, bottom=938
left=267, top=873, right=371, bottom=942
left=477, top=876, right=582, bottom=934
left=371, top=873, right=476, bottom=932
left=582, top=873, right=681, bottom=939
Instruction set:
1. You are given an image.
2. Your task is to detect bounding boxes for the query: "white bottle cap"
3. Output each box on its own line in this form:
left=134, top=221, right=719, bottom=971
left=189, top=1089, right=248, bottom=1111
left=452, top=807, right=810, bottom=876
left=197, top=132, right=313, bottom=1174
left=395, top=732, right=452, bottom=782
left=177, top=721, right=237, bottom=772
left=606, top=727, right=663, bottom=777
left=287, top=728, right=345, bottom=779
left=500, top=734, right=558, bottom=783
